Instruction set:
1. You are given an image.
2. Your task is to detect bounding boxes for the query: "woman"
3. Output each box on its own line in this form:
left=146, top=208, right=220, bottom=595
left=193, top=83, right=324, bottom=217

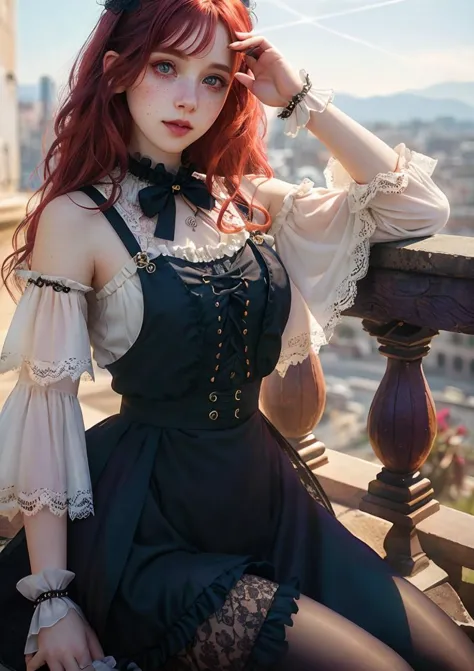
left=0, top=0, right=472, bottom=670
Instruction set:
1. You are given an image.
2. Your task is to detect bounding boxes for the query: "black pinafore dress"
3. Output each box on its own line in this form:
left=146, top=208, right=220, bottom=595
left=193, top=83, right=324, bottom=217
left=0, top=189, right=414, bottom=671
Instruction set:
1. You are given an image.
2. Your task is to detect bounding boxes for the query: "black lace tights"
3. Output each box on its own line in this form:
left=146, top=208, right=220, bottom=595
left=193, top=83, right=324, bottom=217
left=167, top=574, right=474, bottom=671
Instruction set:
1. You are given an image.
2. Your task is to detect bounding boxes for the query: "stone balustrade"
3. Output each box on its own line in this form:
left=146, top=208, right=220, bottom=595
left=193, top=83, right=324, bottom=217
left=260, top=233, right=474, bottom=612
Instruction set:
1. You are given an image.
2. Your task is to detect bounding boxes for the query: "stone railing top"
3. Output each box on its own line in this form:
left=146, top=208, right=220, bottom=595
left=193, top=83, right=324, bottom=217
left=370, top=234, right=474, bottom=280
left=346, top=233, right=474, bottom=335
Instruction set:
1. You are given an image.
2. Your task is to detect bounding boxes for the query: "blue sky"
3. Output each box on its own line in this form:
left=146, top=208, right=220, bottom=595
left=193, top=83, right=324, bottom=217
left=16, top=0, right=474, bottom=96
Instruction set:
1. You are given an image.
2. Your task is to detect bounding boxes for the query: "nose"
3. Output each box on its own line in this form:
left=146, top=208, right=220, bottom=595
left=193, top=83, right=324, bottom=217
left=174, top=79, right=198, bottom=113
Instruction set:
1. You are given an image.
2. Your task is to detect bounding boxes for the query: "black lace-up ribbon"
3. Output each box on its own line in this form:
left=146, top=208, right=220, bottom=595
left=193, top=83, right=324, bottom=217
left=128, top=155, right=216, bottom=242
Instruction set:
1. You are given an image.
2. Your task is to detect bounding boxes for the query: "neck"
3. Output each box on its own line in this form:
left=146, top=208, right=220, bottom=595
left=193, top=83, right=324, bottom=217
left=127, top=139, right=183, bottom=173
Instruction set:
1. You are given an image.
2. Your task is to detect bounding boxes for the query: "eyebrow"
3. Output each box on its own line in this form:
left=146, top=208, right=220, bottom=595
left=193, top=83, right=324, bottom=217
left=151, top=47, right=232, bottom=75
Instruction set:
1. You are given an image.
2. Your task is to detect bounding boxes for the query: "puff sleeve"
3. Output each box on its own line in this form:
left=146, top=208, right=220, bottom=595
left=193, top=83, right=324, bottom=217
left=0, top=270, right=95, bottom=521
left=271, top=143, right=450, bottom=377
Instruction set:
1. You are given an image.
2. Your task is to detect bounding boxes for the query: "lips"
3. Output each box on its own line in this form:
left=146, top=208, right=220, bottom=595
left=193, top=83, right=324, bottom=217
left=164, top=120, right=193, bottom=129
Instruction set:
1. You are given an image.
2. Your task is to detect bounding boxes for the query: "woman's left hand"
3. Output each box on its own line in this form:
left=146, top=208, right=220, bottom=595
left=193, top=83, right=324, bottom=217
left=229, top=32, right=301, bottom=107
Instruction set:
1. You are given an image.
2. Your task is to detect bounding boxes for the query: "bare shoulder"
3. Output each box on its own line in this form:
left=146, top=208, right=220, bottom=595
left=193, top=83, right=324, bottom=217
left=32, top=191, right=102, bottom=285
left=241, top=175, right=296, bottom=220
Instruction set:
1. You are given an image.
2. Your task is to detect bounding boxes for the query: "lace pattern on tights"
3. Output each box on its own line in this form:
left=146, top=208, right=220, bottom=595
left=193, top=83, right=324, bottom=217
left=164, top=575, right=279, bottom=670
left=0, top=486, right=94, bottom=520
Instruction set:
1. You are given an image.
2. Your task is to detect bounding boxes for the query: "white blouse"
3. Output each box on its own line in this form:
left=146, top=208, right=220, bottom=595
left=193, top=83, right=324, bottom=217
left=0, top=143, right=450, bottom=521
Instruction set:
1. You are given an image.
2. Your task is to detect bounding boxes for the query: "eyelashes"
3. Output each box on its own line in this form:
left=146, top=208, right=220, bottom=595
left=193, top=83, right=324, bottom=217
left=152, top=61, right=229, bottom=91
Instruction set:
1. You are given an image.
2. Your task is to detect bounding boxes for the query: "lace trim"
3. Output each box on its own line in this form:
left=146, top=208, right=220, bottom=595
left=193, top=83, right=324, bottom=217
left=0, top=353, right=94, bottom=385
left=95, top=173, right=249, bottom=264
left=273, top=144, right=433, bottom=377
left=0, top=486, right=94, bottom=520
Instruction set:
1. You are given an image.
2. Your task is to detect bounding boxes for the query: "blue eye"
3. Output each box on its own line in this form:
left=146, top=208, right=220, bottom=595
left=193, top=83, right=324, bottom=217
left=155, top=62, right=174, bottom=75
left=204, top=75, right=226, bottom=89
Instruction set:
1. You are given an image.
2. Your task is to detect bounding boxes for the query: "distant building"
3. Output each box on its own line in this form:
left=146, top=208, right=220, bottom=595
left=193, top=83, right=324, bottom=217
left=0, top=0, right=19, bottom=192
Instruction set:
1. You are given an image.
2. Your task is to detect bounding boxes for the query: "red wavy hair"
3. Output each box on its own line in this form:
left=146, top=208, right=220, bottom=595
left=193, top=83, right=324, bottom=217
left=2, top=0, right=273, bottom=300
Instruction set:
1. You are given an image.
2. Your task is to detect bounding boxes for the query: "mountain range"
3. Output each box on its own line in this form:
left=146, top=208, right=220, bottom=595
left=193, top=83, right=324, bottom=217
left=18, top=81, right=474, bottom=124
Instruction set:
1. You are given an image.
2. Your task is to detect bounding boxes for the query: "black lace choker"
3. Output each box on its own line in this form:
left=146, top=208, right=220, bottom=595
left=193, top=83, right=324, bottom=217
left=127, top=155, right=216, bottom=242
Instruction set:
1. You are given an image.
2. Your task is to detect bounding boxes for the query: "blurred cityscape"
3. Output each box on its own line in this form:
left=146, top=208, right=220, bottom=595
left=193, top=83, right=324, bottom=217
left=2, top=0, right=474, bottom=513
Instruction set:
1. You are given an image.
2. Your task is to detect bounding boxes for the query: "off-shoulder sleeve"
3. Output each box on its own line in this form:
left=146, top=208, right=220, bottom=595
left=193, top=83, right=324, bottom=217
left=0, top=270, right=95, bottom=521
left=271, top=143, right=450, bottom=377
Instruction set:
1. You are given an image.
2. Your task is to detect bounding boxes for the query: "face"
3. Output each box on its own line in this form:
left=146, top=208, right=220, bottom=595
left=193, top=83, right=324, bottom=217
left=119, top=21, right=234, bottom=169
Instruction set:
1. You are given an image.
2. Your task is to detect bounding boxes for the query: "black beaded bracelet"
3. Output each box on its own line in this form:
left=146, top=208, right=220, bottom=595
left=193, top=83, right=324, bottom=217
left=34, top=589, right=69, bottom=609
left=277, top=73, right=313, bottom=120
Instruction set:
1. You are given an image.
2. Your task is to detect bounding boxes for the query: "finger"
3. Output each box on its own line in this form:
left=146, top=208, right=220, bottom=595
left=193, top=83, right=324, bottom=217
left=64, top=654, right=82, bottom=671
left=27, top=652, right=47, bottom=671
left=76, top=653, right=93, bottom=671
left=234, top=72, right=256, bottom=91
left=85, top=625, right=105, bottom=660
left=229, top=35, right=271, bottom=51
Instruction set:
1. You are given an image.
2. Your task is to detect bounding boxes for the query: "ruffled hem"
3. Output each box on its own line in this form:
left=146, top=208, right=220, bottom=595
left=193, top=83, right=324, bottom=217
left=248, top=577, right=300, bottom=669
left=134, top=562, right=298, bottom=670
left=0, top=486, right=94, bottom=521
left=273, top=144, right=437, bottom=377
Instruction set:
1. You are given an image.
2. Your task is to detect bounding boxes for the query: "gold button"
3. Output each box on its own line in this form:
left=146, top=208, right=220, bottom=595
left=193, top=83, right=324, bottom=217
left=235, top=409, right=240, bottom=419
left=230, top=371, right=236, bottom=379
left=215, top=302, right=220, bottom=308
left=246, top=359, right=250, bottom=365
left=216, top=353, right=221, bottom=360
left=210, top=377, right=215, bottom=383
left=244, top=346, right=248, bottom=353
left=246, top=372, right=251, bottom=378
left=215, top=365, right=220, bottom=371
left=246, top=300, right=250, bottom=307
left=217, top=329, right=223, bottom=335
left=218, top=342, right=223, bottom=348
left=209, top=392, right=218, bottom=402
left=235, top=390, right=242, bottom=401
left=209, top=410, right=219, bottom=421
left=244, top=311, right=248, bottom=317
left=218, top=315, right=222, bottom=322
left=243, top=329, right=248, bottom=336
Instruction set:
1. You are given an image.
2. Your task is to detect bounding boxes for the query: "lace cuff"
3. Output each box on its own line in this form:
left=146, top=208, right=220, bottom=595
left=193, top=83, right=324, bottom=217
left=272, top=144, right=445, bottom=376
left=278, top=69, right=334, bottom=139
left=0, top=270, right=94, bottom=385
left=16, top=569, right=85, bottom=655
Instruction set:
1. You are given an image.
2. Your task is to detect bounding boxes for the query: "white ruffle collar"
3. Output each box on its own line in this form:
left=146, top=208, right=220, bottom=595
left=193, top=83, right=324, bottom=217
left=95, top=170, right=249, bottom=264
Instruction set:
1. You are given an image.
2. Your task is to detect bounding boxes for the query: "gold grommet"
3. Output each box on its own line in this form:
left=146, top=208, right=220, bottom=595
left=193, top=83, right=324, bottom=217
left=244, top=311, right=248, bottom=317
left=216, top=353, right=221, bottom=360
left=215, top=365, right=220, bottom=371
left=218, top=342, right=223, bottom=348
left=218, top=315, right=222, bottom=322
left=217, top=329, right=223, bottom=335
left=215, top=302, right=220, bottom=308
left=235, top=390, right=242, bottom=401
left=244, top=346, right=248, bottom=353
left=246, top=359, right=250, bottom=365
left=246, top=372, right=251, bottom=378
left=246, top=300, right=250, bottom=307
left=209, top=410, right=219, bottom=421
left=243, top=329, right=248, bottom=336
left=209, top=392, right=218, bottom=402
left=210, top=377, right=216, bottom=383
left=235, top=409, right=240, bottom=419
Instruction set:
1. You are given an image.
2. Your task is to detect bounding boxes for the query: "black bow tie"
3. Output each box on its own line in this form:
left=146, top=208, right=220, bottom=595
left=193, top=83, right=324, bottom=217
left=128, top=155, right=216, bottom=242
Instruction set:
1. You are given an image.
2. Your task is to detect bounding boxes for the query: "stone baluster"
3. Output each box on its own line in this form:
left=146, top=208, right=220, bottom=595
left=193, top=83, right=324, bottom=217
left=259, top=350, right=328, bottom=469
left=361, top=319, right=441, bottom=577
